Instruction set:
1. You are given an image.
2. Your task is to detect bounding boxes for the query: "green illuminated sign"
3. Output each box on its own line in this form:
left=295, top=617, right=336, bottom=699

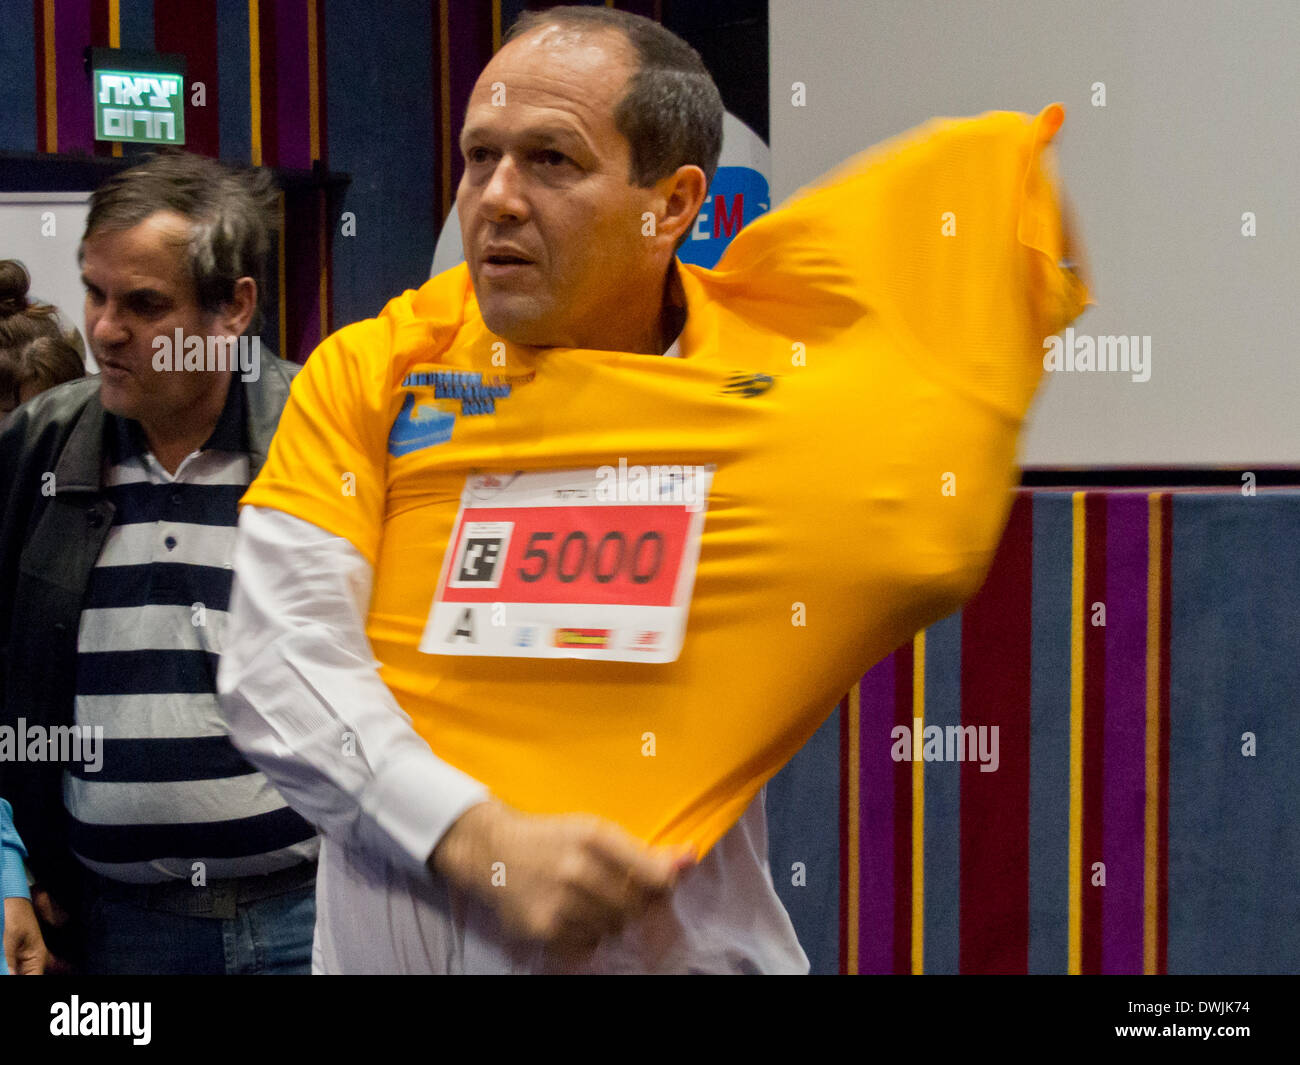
left=91, top=49, right=185, bottom=145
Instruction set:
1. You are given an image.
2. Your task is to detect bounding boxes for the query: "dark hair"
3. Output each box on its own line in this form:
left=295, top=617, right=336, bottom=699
left=0, top=259, right=62, bottom=347
left=504, top=6, right=723, bottom=250
left=0, top=333, right=85, bottom=410
left=0, top=258, right=87, bottom=363
left=81, top=151, right=278, bottom=332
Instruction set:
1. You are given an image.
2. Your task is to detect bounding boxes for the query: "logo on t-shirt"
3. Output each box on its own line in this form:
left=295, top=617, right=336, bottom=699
left=720, top=372, right=776, bottom=398
left=388, top=392, right=456, bottom=456
left=387, top=369, right=536, bottom=457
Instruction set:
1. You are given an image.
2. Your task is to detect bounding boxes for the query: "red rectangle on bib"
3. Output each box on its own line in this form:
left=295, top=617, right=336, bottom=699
left=440, top=504, right=691, bottom=607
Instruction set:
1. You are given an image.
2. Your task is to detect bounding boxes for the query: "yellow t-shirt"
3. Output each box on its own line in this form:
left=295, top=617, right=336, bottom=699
left=243, top=103, right=1090, bottom=854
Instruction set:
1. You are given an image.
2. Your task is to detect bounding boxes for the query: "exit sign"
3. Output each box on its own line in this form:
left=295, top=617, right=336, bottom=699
left=90, top=48, right=185, bottom=145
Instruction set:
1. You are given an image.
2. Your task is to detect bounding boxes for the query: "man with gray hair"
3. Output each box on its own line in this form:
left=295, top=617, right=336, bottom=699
left=0, top=151, right=317, bottom=973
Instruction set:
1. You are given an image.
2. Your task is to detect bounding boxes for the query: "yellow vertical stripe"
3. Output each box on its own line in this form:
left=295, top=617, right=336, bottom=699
left=846, top=682, right=860, bottom=974
left=1143, top=493, right=1162, bottom=974
left=912, top=629, right=925, bottom=975
left=491, top=0, right=501, bottom=53
left=249, top=0, right=262, bottom=166
left=109, top=0, right=122, bottom=157
left=1068, top=492, right=1086, bottom=974
left=42, top=0, right=57, bottom=153
left=307, top=0, right=320, bottom=162
left=438, top=0, right=451, bottom=223
left=276, top=191, right=287, bottom=358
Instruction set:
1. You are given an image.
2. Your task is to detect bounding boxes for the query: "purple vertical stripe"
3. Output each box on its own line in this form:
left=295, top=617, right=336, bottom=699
left=55, top=0, right=94, bottom=153
left=273, top=0, right=310, bottom=169
left=858, top=659, right=896, bottom=974
left=1102, top=494, right=1148, bottom=973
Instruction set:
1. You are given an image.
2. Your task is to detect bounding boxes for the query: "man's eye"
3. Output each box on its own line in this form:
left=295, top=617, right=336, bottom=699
left=537, top=150, right=568, bottom=166
left=467, top=147, right=492, bottom=164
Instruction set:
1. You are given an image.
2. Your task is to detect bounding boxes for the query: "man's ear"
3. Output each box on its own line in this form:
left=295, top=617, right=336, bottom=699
left=657, top=164, right=709, bottom=250
left=217, top=277, right=258, bottom=338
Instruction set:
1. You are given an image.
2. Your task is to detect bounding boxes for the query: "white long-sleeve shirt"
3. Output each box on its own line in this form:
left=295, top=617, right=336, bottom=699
left=216, top=504, right=809, bottom=974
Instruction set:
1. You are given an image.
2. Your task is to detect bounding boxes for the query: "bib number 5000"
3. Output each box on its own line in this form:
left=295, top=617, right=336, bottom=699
left=516, top=529, right=664, bottom=585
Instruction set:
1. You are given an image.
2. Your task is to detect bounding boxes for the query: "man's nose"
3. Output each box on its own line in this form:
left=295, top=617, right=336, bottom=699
left=90, top=302, right=129, bottom=348
left=479, top=155, right=529, bottom=223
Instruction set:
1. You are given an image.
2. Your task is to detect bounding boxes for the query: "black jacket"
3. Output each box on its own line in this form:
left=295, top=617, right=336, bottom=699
left=0, top=357, right=301, bottom=920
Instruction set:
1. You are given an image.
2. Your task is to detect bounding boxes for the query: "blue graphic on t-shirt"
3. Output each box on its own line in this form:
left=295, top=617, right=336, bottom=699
left=388, top=392, right=456, bottom=456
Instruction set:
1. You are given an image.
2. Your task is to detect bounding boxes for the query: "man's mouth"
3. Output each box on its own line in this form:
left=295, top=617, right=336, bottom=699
left=480, top=254, right=536, bottom=282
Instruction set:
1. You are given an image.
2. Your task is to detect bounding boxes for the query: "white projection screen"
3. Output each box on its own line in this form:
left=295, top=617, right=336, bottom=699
left=768, top=0, right=1299, bottom=466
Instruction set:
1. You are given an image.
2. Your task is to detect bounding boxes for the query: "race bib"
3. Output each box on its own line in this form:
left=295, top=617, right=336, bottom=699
left=420, top=466, right=714, bottom=662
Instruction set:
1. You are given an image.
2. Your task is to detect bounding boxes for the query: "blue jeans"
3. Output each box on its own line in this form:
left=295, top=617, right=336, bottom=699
left=82, top=882, right=315, bottom=975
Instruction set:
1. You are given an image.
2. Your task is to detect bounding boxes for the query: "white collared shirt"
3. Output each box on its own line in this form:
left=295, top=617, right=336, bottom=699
left=217, top=504, right=809, bottom=973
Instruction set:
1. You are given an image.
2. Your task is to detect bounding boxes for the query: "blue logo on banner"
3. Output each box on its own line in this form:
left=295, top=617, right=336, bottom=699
left=677, top=166, right=770, bottom=269
left=388, top=392, right=456, bottom=456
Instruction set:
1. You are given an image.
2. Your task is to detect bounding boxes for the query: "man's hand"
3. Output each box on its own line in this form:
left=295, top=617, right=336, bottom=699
left=28, top=887, right=73, bottom=973
left=430, top=799, right=695, bottom=958
left=4, top=896, right=51, bottom=975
